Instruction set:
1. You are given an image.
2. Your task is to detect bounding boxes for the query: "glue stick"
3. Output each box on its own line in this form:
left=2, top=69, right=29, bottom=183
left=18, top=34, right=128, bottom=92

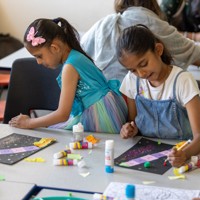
left=105, top=140, right=114, bottom=173
left=53, top=159, right=78, bottom=166
left=178, top=162, right=196, bottom=174
left=69, top=141, right=93, bottom=149
left=53, top=149, right=71, bottom=159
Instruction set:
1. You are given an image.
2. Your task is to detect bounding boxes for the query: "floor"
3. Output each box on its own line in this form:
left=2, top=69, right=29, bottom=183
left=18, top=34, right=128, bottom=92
left=1, top=87, right=7, bottom=101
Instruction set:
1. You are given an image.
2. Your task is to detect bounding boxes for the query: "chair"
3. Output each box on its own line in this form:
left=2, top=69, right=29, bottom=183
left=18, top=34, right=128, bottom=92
left=0, top=73, right=10, bottom=121
left=3, top=57, right=61, bottom=124
left=197, top=80, right=200, bottom=89
left=0, top=101, right=6, bottom=121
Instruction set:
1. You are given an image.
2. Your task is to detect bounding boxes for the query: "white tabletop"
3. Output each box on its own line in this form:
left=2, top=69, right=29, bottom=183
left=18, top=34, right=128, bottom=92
left=0, top=48, right=32, bottom=69
left=0, top=123, right=200, bottom=199
left=0, top=181, right=34, bottom=200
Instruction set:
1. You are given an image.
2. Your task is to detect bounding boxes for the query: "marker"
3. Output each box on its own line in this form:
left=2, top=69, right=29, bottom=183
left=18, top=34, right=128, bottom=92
left=53, top=159, right=78, bottom=166
left=53, top=149, right=71, bottom=159
left=163, top=139, right=191, bottom=166
left=178, top=161, right=196, bottom=174
left=93, top=193, right=115, bottom=200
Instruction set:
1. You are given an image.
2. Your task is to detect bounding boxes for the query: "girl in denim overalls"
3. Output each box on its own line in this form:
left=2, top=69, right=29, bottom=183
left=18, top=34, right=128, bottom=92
left=116, top=24, right=200, bottom=167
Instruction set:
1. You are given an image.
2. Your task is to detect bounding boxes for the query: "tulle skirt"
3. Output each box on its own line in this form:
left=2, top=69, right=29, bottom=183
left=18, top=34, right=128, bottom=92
left=49, top=92, right=128, bottom=133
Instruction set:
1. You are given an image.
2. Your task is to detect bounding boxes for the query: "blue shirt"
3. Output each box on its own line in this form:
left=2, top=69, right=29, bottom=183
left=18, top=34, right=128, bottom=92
left=56, top=49, right=121, bottom=117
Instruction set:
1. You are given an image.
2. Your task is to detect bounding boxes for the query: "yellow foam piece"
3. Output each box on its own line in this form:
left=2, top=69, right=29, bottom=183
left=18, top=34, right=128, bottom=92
left=33, top=138, right=56, bottom=148
left=168, top=175, right=185, bottom=180
left=85, top=135, right=100, bottom=144
left=173, top=168, right=182, bottom=176
left=24, top=157, right=45, bottom=162
left=67, top=154, right=82, bottom=160
left=175, top=141, right=186, bottom=150
left=142, top=181, right=156, bottom=185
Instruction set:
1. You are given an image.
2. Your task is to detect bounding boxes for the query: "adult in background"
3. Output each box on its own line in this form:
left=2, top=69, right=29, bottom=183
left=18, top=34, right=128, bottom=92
left=160, top=0, right=200, bottom=42
left=81, top=0, right=200, bottom=82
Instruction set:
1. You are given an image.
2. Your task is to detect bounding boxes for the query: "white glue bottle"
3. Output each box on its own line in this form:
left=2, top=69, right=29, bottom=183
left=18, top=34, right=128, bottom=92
left=72, top=122, right=84, bottom=142
left=105, top=140, right=114, bottom=173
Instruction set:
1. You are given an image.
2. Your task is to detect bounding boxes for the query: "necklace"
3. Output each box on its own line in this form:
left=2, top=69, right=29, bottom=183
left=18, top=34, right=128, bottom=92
left=146, top=66, right=171, bottom=100
left=146, top=80, right=165, bottom=100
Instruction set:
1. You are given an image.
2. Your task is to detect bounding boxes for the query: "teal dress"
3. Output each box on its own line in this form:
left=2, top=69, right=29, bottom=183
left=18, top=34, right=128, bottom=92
left=50, top=49, right=127, bottom=133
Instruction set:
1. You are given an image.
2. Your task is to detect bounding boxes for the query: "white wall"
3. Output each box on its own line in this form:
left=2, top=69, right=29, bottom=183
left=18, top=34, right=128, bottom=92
left=0, top=0, right=114, bottom=41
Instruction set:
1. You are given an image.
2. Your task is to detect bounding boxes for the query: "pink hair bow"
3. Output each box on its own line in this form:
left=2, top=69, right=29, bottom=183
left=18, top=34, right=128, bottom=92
left=26, top=27, right=46, bottom=46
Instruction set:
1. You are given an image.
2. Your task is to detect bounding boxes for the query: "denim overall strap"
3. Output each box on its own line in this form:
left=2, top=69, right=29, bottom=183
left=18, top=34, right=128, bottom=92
left=172, top=70, right=186, bottom=102
left=172, top=69, right=193, bottom=139
left=136, top=77, right=140, bottom=95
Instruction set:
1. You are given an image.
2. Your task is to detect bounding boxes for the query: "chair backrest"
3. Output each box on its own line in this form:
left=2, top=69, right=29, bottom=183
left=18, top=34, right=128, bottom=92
left=197, top=80, right=200, bottom=89
left=3, top=57, right=61, bottom=124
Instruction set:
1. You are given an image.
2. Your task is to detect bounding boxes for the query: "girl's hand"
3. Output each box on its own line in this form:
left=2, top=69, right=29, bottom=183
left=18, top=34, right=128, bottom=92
left=168, top=147, right=187, bottom=167
left=9, top=114, right=31, bottom=129
left=120, top=121, right=138, bottom=139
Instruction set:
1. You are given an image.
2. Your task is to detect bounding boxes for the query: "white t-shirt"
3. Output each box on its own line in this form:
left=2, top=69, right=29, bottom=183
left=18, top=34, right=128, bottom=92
left=120, top=66, right=200, bottom=107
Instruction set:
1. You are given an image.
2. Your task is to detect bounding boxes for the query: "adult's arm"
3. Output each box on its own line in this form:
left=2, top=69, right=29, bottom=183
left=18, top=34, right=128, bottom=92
left=144, top=9, right=200, bottom=69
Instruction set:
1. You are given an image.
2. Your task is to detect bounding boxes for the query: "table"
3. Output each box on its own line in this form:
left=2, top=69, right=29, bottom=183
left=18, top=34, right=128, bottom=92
left=0, top=48, right=32, bottom=70
left=0, top=181, right=34, bottom=200
left=0, top=124, right=200, bottom=199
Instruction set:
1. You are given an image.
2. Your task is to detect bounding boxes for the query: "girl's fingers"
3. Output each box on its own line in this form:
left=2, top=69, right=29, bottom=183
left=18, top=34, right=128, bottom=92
left=130, top=121, right=135, bottom=127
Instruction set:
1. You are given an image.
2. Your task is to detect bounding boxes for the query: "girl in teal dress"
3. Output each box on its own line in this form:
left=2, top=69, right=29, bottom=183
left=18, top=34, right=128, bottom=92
left=9, top=17, right=127, bottom=133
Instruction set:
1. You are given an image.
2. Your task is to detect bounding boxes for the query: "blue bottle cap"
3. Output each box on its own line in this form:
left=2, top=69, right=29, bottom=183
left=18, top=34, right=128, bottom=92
left=105, top=166, right=114, bottom=173
left=125, top=184, right=135, bottom=198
